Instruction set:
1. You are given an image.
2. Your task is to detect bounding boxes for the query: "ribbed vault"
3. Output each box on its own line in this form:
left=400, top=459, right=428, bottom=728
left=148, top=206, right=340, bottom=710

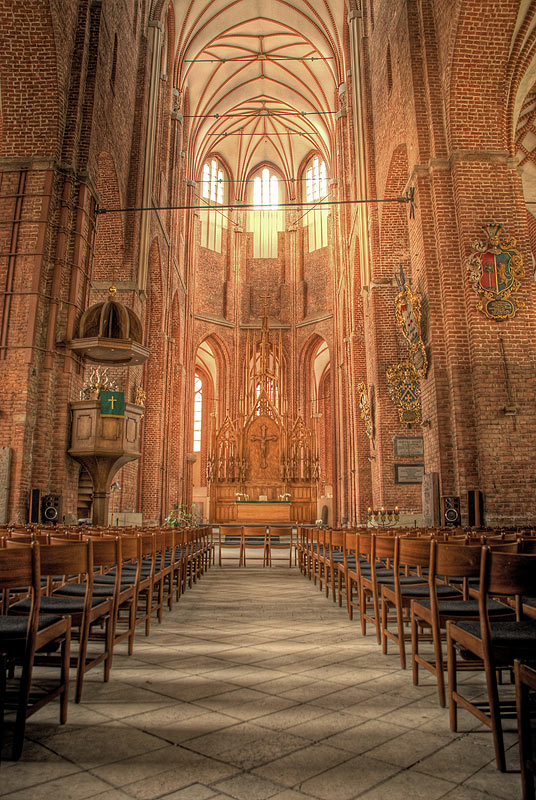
left=171, top=0, right=347, bottom=193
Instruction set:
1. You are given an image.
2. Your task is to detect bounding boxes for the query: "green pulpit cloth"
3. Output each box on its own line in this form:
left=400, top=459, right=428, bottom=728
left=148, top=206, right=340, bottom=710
left=100, top=390, right=125, bottom=417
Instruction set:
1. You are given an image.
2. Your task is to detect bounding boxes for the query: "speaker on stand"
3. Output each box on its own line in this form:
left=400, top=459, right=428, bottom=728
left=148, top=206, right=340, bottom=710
left=41, top=494, right=62, bottom=524
left=441, top=496, right=461, bottom=527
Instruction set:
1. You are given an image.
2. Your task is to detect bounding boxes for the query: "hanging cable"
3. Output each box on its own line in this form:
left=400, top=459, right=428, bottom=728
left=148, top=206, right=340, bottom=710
left=97, top=194, right=414, bottom=215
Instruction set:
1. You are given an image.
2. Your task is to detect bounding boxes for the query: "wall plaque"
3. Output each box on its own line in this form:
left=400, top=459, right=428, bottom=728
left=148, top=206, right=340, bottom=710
left=394, top=463, right=425, bottom=484
left=394, top=436, right=424, bottom=458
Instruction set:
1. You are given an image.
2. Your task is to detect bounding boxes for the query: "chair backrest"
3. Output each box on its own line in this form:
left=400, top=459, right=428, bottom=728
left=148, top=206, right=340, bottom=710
left=221, top=526, right=243, bottom=537
left=0, top=543, right=41, bottom=644
left=357, top=531, right=373, bottom=560
left=481, top=547, right=536, bottom=598
left=394, top=535, right=432, bottom=572
left=431, top=540, right=483, bottom=580
left=375, top=534, right=396, bottom=562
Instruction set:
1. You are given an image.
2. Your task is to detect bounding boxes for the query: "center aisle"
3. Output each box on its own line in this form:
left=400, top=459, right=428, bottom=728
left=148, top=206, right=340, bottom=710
left=4, top=566, right=520, bottom=799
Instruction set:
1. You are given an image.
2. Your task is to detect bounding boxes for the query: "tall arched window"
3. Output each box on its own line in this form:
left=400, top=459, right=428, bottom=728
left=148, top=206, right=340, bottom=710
left=304, top=155, right=329, bottom=252
left=200, top=158, right=227, bottom=252
left=193, top=374, right=203, bottom=452
left=247, top=167, right=284, bottom=258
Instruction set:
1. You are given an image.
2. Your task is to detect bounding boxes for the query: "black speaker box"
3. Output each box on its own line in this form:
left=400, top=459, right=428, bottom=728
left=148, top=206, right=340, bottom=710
left=468, top=489, right=484, bottom=527
left=41, top=494, right=62, bottom=524
left=29, top=488, right=41, bottom=524
left=441, top=496, right=461, bottom=527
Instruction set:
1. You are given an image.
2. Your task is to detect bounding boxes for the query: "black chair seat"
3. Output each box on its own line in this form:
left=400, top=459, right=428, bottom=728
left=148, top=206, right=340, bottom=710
left=380, top=575, right=429, bottom=587
left=415, top=597, right=507, bottom=615
left=455, top=619, right=536, bottom=650
left=94, top=574, right=135, bottom=586
left=0, top=614, right=64, bottom=638
left=54, top=582, right=126, bottom=597
left=13, top=595, right=106, bottom=615
left=384, top=583, right=461, bottom=597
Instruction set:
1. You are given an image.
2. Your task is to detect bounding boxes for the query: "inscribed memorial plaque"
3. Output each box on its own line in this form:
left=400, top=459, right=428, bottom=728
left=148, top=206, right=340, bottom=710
left=393, top=436, right=424, bottom=458
left=394, top=463, right=425, bottom=484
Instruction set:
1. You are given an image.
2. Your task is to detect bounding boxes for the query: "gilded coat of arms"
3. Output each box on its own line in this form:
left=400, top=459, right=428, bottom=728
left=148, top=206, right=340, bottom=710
left=466, top=223, right=525, bottom=320
left=394, top=268, right=428, bottom=378
left=386, top=360, right=422, bottom=424
left=357, top=383, right=374, bottom=441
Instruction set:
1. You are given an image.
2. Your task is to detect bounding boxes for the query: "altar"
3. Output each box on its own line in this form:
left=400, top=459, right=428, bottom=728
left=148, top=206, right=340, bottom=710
left=235, top=501, right=291, bottom=523
left=207, top=306, right=317, bottom=524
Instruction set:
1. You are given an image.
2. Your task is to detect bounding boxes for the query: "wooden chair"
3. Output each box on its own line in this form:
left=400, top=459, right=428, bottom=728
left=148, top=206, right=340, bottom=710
left=93, top=534, right=139, bottom=655
left=242, top=526, right=268, bottom=566
left=447, top=548, right=536, bottom=771
left=8, top=539, right=111, bottom=704
left=411, top=540, right=513, bottom=706
left=344, top=532, right=359, bottom=619
left=514, top=659, right=536, bottom=800
left=267, top=526, right=294, bottom=567
left=381, top=536, right=461, bottom=668
left=218, top=526, right=244, bottom=567
left=327, top=530, right=346, bottom=604
left=0, top=543, right=70, bottom=760
left=359, top=532, right=401, bottom=644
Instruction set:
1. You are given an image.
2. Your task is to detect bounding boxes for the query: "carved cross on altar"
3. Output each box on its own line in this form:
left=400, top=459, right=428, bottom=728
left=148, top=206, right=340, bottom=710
left=251, top=423, right=278, bottom=469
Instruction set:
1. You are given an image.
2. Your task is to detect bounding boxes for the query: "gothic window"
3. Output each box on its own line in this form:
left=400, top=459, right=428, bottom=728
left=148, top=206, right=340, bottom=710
left=200, top=158, right=227, bottom=252
left=247, top=167, right=283, bottom=258
left=193, top=374, right=203, bottom=452
left=304, top=155, right=328, bottom=252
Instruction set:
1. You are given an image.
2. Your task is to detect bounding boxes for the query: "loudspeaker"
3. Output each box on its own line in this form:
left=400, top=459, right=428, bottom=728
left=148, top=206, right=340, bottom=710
left=41, top=494, right=62, bottom=524
left=441, top=496, right=461, bottom=527
left=468, top=489, right=484, bottom=527
left=29, top=488, right=41, bottom=524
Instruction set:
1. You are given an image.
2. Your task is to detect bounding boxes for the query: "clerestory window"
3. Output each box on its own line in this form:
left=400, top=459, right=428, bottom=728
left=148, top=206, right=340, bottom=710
left=200, top=158, right=227, bottom=252
left=304, top=156, right=329, bottom=252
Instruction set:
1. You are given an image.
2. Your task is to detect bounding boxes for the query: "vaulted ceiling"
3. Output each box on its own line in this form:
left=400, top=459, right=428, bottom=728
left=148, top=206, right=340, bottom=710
left=172, top=0, right=347, bottom=198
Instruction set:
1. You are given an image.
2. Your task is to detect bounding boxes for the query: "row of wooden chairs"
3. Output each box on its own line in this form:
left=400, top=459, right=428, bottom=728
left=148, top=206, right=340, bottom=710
left=297, top=526, right=536, bottom=793
left=218, top=526, right=295, bottom=567
left=0, top=524, right=213, bottom=760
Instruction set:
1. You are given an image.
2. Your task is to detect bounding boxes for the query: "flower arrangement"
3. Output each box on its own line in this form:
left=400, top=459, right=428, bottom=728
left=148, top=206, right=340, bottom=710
left=165, top=503, right=194, bottom=527
left=315, top=518, right=323, bottom=527
left=280, top=492, right=291, bottom=501
left=80, top=366, right=118, bottom=400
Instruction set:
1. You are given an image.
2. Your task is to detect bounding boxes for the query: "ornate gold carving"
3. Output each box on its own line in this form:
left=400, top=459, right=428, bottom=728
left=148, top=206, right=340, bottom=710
left=395, top=273, right=428, bottom=378
left=466, top=223, right=525, bottom=320
left=386, top=360, right=422, bottom=424
left=357, top=383, right=374, bottom=440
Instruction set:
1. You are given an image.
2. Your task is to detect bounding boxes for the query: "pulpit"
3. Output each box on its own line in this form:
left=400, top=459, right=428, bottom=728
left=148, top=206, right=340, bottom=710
left=68, top=398, right=143, bottom=525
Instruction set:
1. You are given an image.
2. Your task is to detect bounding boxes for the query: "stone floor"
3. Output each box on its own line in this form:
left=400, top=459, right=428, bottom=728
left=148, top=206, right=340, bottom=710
left=1, top=561, right=523, bottom=799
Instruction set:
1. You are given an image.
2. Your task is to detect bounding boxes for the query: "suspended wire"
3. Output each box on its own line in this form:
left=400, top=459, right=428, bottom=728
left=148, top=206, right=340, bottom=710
left=196, top=192, right=239, bottom=228
left=290, top=189, right=332, bottom=228
left=183, top=110, right=338, bottom=118
left=97, top=194, right=414, bottom=215
left=182, top=56, right=334, bottom=62
left=206, top=131, right=318, bottom=136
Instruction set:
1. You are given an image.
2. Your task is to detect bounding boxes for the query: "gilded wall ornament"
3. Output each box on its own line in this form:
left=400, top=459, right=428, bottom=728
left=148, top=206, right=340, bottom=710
left=386, top=360, right=422, bottom=424
left=394, top=269, right=428, bottom=377
left=466, top=223, right=525, bottom=320
left=357, top=382, right=374, bottom=440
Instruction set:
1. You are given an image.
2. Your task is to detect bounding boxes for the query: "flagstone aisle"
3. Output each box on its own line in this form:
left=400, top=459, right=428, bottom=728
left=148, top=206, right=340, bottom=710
left=2, top=565, right=521, bottom=799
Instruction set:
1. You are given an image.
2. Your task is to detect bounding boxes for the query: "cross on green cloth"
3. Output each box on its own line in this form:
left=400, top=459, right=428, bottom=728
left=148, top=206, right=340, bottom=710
left=100, top=390, right=125, bottom=417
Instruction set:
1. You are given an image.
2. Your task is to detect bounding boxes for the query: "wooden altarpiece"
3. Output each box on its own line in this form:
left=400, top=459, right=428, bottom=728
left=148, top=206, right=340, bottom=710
left=207, top=312, right=318, bottom=523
